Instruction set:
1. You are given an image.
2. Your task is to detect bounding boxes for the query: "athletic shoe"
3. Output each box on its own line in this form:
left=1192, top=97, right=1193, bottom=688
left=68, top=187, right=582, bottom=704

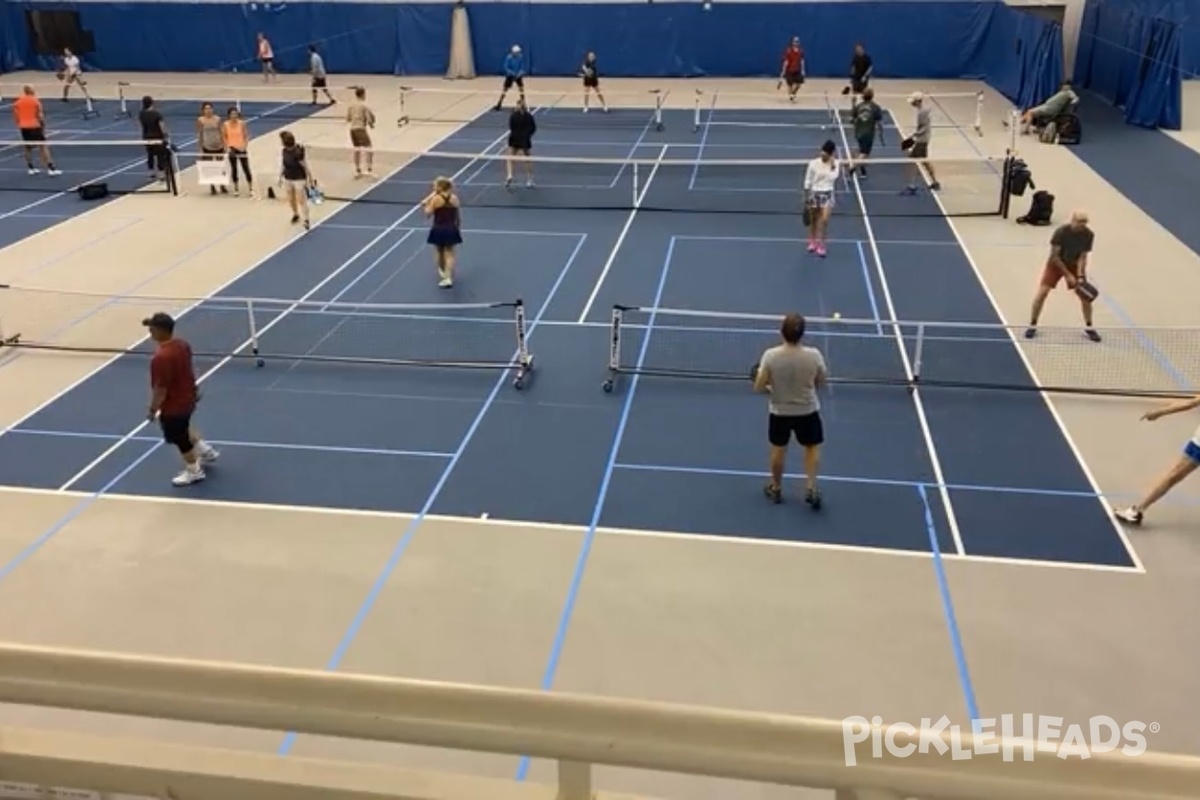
left=805, top=487, right=823, bottom=511
left=1024, top=327, right=1037, bottom=339
left=171, top=467, right=206, bottom=487
left=504, top=177, right=513, bottom=190
left=816, top=244, right=826, bottom=258
left=1114, top=507, right=1143, bottom=526
left=1084, top=328, right=1102, bottom=343
left=807, top=240, right=817, bottom=253
left=290, top=214, right=300, bottom=225
left=900, top=186, right=918, bottom=196
left=200, top=448, right=220, bottom=465
left=27, top=167, right=38, bottom=175
left=930, top=181, right=942, bottom=191
left=438, top=277, right=453, bottom=288
left=303, top=219, right=311, bottom=231
left=47, top=167, right=61, bottom=177
left=763, top=484, right=783, bottom=504
left=526, top=179, right=535, bottom=188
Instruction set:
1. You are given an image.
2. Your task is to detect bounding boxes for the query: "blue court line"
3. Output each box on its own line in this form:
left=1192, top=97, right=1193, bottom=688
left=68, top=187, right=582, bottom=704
left=0, top=439, right=162, bottom=584
left=917, top=484, right=981, bottom=724
left=275, top=232, right=589, bottom=757
left=613, top=462, right=1105, bottom=501
left=855, top=240, right=884, bottom=335
left=5, top=428, right=454, bottom=460
left=318, top=229, right=418, bottom=311
left=0, top=223, right=252, bottom=374
left=514, top=236, right=679, bottom=782
left=688, top=95, right=715, bottom=191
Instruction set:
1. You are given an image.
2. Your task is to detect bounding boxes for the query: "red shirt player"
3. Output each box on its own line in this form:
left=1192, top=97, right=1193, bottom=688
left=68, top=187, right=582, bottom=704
left=144, top=312, right=219, bottom=486
left=780, top=37, right=805, bottom=101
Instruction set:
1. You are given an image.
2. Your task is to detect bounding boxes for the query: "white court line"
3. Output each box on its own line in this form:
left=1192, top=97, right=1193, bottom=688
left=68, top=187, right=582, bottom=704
left=830, top=98, right=966, bottom=557
left=0, top=486, right=1143, bottom=574
left=889, top=110, right=1147, bottom=574
left=56, top=129, right=513, bottom=492
left=0, top=114, right=502, bottom=443
left=318, top=224, right=586, bottom=237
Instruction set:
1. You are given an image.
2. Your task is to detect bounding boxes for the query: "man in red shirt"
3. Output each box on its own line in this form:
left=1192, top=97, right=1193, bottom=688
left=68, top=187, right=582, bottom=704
left=780, top=37, right=805, bottom=102
left=144, top=313, right=218, bottom=486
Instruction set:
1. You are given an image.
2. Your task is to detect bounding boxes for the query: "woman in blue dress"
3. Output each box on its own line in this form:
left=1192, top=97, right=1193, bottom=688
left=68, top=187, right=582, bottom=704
left=423, top=176, right=463, bottom=288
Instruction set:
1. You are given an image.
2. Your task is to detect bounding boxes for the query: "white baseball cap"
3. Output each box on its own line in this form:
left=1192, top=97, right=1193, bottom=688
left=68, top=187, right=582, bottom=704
left=908, top=92, right=924, bottom=104
left=511, top=45, right=522, bottom=54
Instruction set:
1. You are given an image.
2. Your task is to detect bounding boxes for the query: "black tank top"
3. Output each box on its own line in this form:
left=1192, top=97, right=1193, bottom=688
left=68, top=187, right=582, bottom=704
left=431, top=194, right=458, bottom=227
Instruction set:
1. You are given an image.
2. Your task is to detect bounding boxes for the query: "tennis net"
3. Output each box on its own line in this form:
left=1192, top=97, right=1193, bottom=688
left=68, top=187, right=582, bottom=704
left=691, top=89, right=985, bottom=136
left=398, top=86, right=670, bottom=129
left=0, top=285, right=534, bottom=387
left=0, top=139, right=178, bottom=196
left=604, top=305, right=1200, bottom=397
left=301, top=147, right=1012, bottom=217
left=115, top=81, right=356, bottom=120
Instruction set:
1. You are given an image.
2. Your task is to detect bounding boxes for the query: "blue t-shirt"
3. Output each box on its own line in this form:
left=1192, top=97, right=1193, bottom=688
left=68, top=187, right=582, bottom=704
left=503, top=53, right=526, bottom=77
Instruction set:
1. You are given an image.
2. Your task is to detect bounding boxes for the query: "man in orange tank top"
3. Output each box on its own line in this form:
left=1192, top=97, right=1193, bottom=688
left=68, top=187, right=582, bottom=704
left=11, top=86, right=60, bottom=177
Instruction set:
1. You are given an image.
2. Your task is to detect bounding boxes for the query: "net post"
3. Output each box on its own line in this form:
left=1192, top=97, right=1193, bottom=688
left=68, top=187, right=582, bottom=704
left=603, top=305, right=623, bottom=393
left=82, top=91, right=97, bottom=120
left=974, top=91, right=984, bottom=136
left=999, top=154, right=1014, bottom=219
left=245, top=299, right=263, bottom=367
left=912, top=323, right=926, bottom=384
left=398, top=85, right=410, bottom=126
left=693, top=90, right=702, bottom=133
left=116, top=82, right=130, bottom=118
left=654, top=89, right=665, bottom=132
left=164, top=145, right=180, bottom=197
left=632, top=161, right=640, bottom=206
left=512, top=299, right=532, bottom=389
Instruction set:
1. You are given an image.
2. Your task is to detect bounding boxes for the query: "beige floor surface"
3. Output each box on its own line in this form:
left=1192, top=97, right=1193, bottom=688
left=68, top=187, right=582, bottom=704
left=0, top=73, right=1196, bottom=797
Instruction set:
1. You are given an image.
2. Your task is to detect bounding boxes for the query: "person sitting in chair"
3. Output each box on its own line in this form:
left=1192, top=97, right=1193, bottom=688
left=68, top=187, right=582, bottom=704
left=1017, top=82, right=1078, bottom=132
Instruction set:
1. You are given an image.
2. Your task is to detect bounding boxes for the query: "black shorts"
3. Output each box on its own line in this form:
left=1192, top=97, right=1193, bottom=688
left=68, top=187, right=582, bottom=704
left=851, top=77, right=869, bottom=93
left=159, top=412, right=194, bottom=451
left=508, top=137, right=531, bottom=152
left=261, top=57, right=274, bottom=67
left=503, top=75, right=524, bottom=91
left=312, top=76, right=327, bottom=88
left=785, top=71, right=803, bottom=88
left=19, top=127, right=45, bottom=143
left=768, top=412, right=824, bottom=448
left=856, top=134, right=875, bottom=155
left=583, top=75, right=599, bottom=89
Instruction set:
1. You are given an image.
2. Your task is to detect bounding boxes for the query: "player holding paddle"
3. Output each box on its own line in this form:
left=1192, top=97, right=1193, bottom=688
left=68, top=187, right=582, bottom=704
left=803, top=141, right=839, bottom=258
left=580, top=51, right=607, bottom=112
left=1025, top=210, right=1101, bottom=342
left=778, top=37, right=805, bottom=102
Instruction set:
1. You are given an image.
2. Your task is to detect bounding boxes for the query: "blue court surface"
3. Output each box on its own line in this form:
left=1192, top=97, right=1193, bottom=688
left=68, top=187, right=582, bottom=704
left=0, top=102, right=1137, bottom=570
left=0, top=94, right=326, bottom=247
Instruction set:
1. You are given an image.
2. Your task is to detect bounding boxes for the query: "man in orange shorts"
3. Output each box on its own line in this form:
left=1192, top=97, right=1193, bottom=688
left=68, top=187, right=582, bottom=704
left=11, top=86, right=60, bottom=177
left=1025, top=209, right=1100, bottom=342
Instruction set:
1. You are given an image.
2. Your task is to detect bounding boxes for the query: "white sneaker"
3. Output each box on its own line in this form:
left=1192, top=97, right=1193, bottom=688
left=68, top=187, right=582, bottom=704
left=583, top=107, right=589, bottom=114
left=438, top=276, right=453, bottom=288
left=526, top=179, right=535, bottom=188
left=47, top=168, right=62, bottom=176
left=171, top=467, right=206, bottom=487
left=27, top=167, right=38, bottom=175
left=200, top=447, right=220, bottom=465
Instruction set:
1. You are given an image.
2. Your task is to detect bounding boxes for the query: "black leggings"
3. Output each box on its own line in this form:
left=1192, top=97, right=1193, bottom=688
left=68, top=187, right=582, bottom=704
left=228, top=149, right=252, bottom=186
left=145, top=143, right=169, bottom=172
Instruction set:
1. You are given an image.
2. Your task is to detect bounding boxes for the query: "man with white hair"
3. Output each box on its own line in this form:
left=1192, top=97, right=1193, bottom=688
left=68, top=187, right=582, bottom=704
left=1025, top=209, right=1101, bottom=343
left=495, top=44, right=527, bottom=110
left=902, top=92, right=940, bottom=194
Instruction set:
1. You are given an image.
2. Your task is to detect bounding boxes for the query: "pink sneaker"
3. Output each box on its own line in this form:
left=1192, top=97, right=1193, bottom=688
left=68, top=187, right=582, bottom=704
left=816, top=243, right=827, bottom=257
left=806, top=240, right=817, bottom=253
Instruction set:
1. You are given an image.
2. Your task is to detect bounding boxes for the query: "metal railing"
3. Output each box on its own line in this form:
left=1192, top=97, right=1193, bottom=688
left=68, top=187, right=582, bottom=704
left=0, top=643, right=1198, bottom=799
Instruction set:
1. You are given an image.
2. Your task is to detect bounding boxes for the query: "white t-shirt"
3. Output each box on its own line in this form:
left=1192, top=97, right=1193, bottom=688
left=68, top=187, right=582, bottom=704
left=63, top=55, right=80, bottom=76
left=804, top=156, right=839, bottom=194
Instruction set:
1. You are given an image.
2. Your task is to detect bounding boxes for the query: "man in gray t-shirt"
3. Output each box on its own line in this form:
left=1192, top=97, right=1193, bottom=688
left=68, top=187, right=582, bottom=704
left=309, top=45, right=336, bottom=105
left=1026, top=209, right=1100, bottom=342
left=753, top=313, right=828, bottom=509
left=903, top=92, right=941, bottom=194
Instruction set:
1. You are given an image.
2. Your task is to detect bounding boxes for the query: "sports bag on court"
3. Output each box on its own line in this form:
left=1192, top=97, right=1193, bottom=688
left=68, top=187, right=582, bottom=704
left=1017, top=190, right=1054, bottom=225
left=1056, top=114, right=1082, bottom=145
left=1007, top=158, right=1034, bottom=196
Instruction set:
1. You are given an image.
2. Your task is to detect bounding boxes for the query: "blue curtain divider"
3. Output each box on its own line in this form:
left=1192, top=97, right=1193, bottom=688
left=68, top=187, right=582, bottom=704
left=1075, top=0, right=1183, bottom=129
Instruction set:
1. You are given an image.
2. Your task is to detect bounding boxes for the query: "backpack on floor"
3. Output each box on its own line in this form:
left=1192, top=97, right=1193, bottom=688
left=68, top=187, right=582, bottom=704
left=1056, top=113, right=1082, bottom=145
left=1007, top=158, right=1034, bottom=196
left=1017, top=190, right=1054, bottom=225
left=1038, top=121, right=1058, bottom=144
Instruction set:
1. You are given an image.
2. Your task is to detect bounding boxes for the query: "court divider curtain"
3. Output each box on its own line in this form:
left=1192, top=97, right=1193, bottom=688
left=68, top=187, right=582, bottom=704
left=1123, top=17, right=1183, bottom=129
left=446, top=2, right=475, bottom=79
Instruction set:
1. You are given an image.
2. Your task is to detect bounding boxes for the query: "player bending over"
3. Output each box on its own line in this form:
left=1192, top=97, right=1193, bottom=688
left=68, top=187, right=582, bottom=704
left=1116, top=395, right=1200, bottom=526
left=143, top=312, right=219, bottom=487
left=580, top=51, right=607, bottom=112
left=848, top=88, right=883, bottom=178
left=505, top=97, right=537, bottom=189
left=754, top=313, right=828, bottom=510
left=1025, top=210, right=1101, bottom=342
left=309, top=45, right=336, bottom=106
left=423, top=177, right=463, bottom=289
left=495, top=45, right=526, bottom=110
left=780, top=37, right=805, bottom=102
left=803, top=141, right=839, bottom=258
left=58, top=48, right=86, bottom=102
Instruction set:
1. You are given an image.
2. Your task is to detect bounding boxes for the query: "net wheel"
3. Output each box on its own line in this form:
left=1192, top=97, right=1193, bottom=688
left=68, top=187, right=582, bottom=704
left=656, top=122, right=665, bottom=133
left=602, top=380, right=614, bottom=393
left=255, top=358, right=265, bottom=368
left=513, top=376, right=524, bottom=390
